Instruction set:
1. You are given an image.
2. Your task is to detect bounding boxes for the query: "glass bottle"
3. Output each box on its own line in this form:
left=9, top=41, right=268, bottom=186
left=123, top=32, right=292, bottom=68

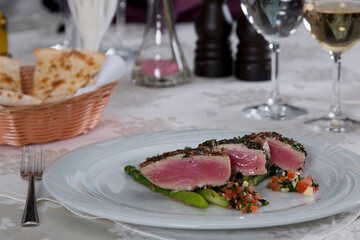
left=132, top=0, right=191, bottom=87
left=0, top=11, right=7, bottom=56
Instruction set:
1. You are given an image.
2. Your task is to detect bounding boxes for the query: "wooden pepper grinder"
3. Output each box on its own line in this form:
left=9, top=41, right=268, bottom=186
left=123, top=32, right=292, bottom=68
left=194, top=0, right=233, bottom=78
left=235, top=12, right=271, bottom=81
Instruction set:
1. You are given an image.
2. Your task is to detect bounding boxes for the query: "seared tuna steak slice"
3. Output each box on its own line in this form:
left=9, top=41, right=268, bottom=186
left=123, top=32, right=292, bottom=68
left=199, top=137, right=269, bottom=177
left=139, top=148, right=231, bottom=191
left=246, top=132, right=306, bottom=171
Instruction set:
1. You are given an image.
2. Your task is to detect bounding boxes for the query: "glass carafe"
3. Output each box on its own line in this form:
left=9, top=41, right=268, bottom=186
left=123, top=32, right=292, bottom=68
left=132, top=0, right=191, bottom=87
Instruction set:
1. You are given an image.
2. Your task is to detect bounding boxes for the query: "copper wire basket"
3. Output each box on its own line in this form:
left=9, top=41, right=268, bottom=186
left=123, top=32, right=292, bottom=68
left=0, top=66, right=117, bottom=146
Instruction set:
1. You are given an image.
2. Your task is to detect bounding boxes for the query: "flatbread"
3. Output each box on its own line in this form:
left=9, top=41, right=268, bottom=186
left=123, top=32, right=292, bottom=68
left=0, top=56, right=21, bottom=92
left=42, top=94, right=73, bottom=103
left=32, top=48, right=106, bottom=101
left=0, top=89, right=41, bottom=107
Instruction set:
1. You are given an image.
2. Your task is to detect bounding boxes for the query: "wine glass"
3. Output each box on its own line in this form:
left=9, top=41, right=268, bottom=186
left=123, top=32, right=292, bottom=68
left=303, top=0, right=360, bottom=132
left=50, top=0, right=81, bottom=50
left=241, top=0, right=308, bottom=120
left=104, top=0, right=138, bottom=61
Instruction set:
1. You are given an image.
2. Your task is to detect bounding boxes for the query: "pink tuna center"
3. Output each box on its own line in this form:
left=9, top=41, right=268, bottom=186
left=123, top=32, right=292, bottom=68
left=268, top=140, right=304, bottom=170
left=142, top=157, right=230, bottom=190
left=224, top=150, right=267, bottom=176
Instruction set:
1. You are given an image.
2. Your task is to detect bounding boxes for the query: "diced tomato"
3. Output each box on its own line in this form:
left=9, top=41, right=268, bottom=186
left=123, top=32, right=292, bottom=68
left=279, top=176, right=285, bottom=181
left=296, top=178, right=312, bottom=193
left=306, top=174, right=313, bottom=180
left=269, top=181, right=280, bottom=191
left=236, top=186, right=245, bottom=193
left=250, top=205, right=258, bottom=213
left=271, top=176, right=278, bottom=182
left=296, top=180, right=305, bottom=193
left=232, top=192, right=237, bottom=199
left=244, top=193, right=254, bottom=202
left=225, top=189, right=233, bottom=195
left=224, top=189, right=234, bottom=199
left=248, top=185, right=255, bottom=194
left=254, top=192, right=262, bottom=200
left=287, top=170, right=295, bottom=179
left=241, top=202, right=248, bottom=213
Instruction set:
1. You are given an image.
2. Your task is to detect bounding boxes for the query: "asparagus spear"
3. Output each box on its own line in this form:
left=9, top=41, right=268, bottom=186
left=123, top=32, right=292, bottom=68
left=197, top=189, right=229, bottom=208
left=124, top=165, right=208, bottom=208
left=243, top=174, right=268, bottom=186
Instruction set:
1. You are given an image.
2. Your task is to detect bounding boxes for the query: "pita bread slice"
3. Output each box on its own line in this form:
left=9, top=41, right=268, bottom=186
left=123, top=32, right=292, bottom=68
left=0, top=56, right=21, bottom=92
left=32, top=48, right=106, bottom=101
left=0, top=89, right=41, bottom=107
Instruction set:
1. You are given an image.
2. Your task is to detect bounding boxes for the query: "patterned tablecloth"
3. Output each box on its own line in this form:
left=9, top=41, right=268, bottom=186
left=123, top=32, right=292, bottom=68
left=1, top=14, right=360, bottom=240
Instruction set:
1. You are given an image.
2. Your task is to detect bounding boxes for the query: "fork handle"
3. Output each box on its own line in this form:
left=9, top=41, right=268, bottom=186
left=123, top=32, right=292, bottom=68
left=22, top=175, right=39, bottom=226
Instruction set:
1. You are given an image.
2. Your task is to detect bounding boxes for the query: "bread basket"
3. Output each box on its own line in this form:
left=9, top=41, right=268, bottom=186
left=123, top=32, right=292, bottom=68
left=0, top=66, right=117, bottom=146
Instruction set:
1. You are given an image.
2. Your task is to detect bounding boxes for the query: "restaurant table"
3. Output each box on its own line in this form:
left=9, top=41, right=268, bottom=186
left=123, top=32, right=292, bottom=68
left=1, top=13, right=360, bottom=240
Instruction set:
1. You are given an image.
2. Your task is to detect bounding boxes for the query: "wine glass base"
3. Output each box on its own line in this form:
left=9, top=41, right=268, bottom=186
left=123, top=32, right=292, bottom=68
left=304, top=116, right=360, bottom=132
left=242, top=103, right=307, bottom=120
left=105, top=47, right=137, bottom=61
left=50, top=41, right=70, bottom=50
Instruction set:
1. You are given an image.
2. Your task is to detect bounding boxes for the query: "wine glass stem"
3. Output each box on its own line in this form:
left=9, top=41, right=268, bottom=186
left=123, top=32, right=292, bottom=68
left=329, top=52, right=343, bottom=118
left=116, top=0, right=127, bottom=36
left=268, top=43, right=281, bottom=105
left=63, top=1, right=71, bottom=46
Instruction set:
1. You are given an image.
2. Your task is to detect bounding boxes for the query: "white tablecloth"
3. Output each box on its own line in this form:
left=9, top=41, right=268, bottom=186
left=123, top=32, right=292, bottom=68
left=1, top=14, right=360, bottom=240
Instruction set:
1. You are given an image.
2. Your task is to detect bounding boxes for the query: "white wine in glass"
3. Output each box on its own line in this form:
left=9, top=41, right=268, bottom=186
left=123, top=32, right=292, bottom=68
left=241, top=0, right=308, bottom=120
left=303, top=0, right=360, bottom=132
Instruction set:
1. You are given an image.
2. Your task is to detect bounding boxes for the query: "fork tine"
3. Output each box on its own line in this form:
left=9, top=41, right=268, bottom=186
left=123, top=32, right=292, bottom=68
left=34, top=145, right=38, bottom=174
left=41, top=145, right=44, bottom=173
left=28, top=146, right=32, bottom=173
left=21, top=145, right=43, bottom=226
left=21, top=146, right=26, bottom=174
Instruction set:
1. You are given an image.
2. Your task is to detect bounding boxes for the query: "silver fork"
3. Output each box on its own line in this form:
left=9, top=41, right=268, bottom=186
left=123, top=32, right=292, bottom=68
left=20, top=145, right=44, bottom=226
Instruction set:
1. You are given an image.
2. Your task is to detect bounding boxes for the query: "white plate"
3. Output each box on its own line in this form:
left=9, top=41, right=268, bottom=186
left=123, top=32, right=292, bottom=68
left=43, top=129, right=360, bottom=229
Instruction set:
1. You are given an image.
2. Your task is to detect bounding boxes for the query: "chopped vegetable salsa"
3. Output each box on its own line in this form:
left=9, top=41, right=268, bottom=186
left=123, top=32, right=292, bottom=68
left=216, top=180, right=269, bottom=213
left=266, top=169, right=319, bottom=196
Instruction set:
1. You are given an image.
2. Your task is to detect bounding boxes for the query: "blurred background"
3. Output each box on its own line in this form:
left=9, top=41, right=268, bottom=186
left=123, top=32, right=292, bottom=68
left=0, top=0, right=242, bottom=24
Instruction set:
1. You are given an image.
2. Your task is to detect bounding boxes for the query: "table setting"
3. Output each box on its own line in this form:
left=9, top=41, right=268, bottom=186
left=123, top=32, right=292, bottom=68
left=1, top=0, right=360, bottom=239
